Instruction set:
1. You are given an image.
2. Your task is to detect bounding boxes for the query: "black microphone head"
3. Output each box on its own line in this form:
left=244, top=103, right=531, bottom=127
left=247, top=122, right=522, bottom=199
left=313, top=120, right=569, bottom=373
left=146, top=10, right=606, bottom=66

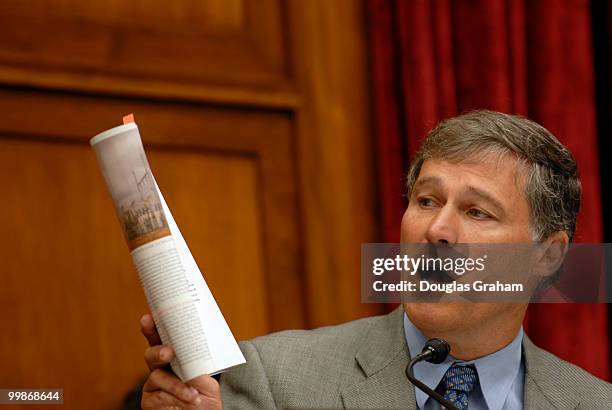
left=422, top=338, right=451, bottom=364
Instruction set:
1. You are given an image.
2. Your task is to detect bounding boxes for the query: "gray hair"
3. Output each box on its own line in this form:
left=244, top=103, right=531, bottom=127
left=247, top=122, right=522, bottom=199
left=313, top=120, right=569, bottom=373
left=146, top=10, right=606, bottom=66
left=406, top=110, right=581, bottom=242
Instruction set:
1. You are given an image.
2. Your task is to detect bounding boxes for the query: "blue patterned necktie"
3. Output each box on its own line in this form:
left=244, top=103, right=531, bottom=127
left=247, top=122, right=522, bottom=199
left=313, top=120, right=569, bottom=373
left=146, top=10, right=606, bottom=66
left=440, top=363, right=479, bottom=410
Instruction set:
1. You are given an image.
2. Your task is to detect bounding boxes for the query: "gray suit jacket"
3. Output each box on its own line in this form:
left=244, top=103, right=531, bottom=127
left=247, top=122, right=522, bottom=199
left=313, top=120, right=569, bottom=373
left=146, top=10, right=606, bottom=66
left=220, top=308, right=612, bottom=409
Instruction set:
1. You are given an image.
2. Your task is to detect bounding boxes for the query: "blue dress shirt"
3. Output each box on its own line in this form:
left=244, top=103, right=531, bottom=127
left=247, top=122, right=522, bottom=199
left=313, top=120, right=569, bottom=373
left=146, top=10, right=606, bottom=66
left=404, top=313, right=525, bottom=410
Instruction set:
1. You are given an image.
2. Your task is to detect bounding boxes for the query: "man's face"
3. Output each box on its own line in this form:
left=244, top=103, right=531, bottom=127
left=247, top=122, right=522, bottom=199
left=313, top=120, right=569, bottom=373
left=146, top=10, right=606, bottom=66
left=402, top=154, right=531, bottom=340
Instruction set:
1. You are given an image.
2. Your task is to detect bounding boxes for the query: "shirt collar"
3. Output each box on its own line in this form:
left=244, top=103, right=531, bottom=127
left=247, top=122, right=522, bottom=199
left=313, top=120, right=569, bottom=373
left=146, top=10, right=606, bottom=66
left=403, top=312, right=523, bottom=410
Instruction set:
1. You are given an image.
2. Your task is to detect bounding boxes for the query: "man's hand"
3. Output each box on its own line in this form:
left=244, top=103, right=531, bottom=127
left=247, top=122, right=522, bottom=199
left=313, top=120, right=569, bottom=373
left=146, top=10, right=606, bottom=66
left=140, top=314, right=223, bottom=409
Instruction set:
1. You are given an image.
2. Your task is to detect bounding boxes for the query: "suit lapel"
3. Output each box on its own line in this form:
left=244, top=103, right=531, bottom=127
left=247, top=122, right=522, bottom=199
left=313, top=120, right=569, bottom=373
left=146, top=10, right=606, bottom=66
left=341, top=307, right=417, bottom=409
left=523, top=335, right=579, bottom=409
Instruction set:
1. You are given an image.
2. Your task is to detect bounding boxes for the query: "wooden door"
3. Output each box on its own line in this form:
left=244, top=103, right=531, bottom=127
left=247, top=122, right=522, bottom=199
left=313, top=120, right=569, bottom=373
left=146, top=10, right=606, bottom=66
left=0, top=1, right=378, bottom=408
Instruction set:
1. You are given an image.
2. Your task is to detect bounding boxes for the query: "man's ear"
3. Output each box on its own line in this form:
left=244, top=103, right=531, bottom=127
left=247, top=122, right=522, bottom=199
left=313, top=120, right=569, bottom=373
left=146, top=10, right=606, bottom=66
left=532, top=231, right=569, bottom=279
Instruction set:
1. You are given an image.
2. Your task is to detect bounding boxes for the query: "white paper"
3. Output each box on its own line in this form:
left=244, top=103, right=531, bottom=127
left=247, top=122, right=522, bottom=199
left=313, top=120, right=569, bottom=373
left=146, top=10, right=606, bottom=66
left=90, top=121, right=245, bottom=381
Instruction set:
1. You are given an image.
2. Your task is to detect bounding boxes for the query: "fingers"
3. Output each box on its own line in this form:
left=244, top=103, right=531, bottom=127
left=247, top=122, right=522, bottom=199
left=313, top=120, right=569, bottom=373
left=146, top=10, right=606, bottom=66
left=140, top=313, right=162, bottom=346
left=142, top=389, right=201, bottom=409
left=144, top=345, right=175, bottom=371
left=141, top=368, right=223, bottom=409
left=143, top=368, right=201, bottom=404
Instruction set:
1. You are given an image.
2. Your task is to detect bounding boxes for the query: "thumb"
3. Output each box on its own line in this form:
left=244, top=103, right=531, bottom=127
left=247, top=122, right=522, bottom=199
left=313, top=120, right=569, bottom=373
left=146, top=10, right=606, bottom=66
left=187, top=375, right=222, bottom=408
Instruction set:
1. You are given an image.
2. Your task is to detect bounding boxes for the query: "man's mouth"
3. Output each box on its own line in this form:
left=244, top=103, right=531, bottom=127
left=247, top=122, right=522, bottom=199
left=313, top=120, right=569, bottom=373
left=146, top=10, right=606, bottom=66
left=415, top=242, right=464, bottom=284
left=417, top=267, right=455, bottom=284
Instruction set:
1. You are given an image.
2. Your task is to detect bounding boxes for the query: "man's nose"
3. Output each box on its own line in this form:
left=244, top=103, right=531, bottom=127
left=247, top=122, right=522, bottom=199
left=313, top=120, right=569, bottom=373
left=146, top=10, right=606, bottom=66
left=425, top=206, right=458, bottom=244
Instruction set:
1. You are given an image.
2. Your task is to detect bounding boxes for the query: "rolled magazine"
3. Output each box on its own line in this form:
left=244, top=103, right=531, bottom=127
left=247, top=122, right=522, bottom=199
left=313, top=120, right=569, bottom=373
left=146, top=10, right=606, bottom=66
left=90, top=114, right=245, bottom=381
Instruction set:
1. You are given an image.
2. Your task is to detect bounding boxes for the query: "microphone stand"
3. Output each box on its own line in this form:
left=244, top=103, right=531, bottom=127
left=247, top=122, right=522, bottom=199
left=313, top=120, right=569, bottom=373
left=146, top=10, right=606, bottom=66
left=405, top=339, right=459, bottom=410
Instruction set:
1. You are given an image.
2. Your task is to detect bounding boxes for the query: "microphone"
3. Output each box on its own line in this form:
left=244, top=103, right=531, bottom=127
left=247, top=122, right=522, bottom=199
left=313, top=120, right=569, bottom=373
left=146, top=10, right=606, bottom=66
left=405, top=338, right=459, bottom=410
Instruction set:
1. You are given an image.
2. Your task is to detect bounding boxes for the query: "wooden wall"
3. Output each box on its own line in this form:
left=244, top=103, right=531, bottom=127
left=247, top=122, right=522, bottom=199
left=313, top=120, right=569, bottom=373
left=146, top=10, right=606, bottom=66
left=0, top=1, right=381, bottom=408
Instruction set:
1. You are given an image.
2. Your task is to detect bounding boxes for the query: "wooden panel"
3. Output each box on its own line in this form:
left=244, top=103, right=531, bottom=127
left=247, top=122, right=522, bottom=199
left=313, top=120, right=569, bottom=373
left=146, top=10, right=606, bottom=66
left=0, top=88, right=306, bottom=331
left=0, top=0, right=291, bottom=103
left=0, top=139, right=148, bottom=408
left=0, top=139, right=268, bottom=408
left=150, top=150, right=270, bottom=340
left=289, top=1, right=381, bottom=327
left=0, top=88, right=304, bottom=409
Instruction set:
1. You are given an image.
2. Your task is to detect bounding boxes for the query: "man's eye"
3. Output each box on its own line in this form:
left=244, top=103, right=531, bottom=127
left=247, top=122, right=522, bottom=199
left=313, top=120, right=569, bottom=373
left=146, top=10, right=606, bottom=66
left=467, top=208, right=490, bottom=219
left=417, top=197, right=436, bottom=208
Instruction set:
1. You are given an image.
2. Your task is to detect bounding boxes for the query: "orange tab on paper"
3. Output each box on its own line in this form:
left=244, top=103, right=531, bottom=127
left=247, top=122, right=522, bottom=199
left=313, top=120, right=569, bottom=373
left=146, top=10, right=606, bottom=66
left=122, top=113, right=135, bottom=124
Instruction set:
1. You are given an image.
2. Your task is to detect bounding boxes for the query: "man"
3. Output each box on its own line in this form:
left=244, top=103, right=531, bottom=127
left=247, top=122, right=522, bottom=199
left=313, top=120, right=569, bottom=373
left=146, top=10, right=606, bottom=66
left=140, top=111, right=612, bottom=409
